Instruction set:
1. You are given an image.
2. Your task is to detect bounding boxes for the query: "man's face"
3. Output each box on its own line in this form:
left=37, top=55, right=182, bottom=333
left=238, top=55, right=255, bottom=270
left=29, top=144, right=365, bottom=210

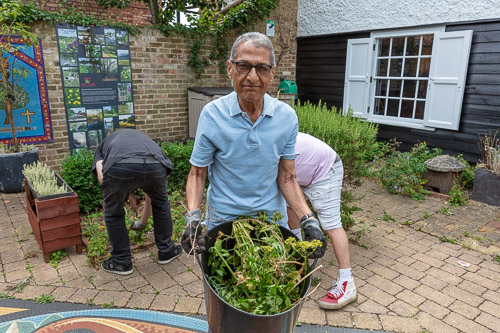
left=227, top=41, right=276, bottom=104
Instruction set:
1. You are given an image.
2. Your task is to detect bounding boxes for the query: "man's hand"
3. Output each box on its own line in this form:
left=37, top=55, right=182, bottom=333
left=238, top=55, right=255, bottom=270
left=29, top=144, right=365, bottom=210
left=300, top=216, right=327, bottom=258
left=181, top=209, right=206, bottom=254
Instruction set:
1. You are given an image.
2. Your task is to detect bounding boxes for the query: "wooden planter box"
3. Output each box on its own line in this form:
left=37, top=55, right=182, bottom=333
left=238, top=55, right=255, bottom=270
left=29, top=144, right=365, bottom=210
left=24, top=175, right=83, bottom=263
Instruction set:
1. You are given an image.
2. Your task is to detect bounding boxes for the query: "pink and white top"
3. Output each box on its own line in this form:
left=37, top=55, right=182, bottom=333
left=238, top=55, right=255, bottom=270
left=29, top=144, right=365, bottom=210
left=294, top=132, right=337, bottom=186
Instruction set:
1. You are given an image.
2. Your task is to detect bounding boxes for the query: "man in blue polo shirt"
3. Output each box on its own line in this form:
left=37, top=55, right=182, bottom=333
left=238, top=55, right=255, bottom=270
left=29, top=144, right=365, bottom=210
left=180, top=32, right=326, bottom=258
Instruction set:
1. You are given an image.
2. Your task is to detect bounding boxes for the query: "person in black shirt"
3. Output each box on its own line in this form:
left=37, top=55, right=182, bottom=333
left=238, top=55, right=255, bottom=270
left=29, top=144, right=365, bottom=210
left=92, top=129, right=181, bottom=275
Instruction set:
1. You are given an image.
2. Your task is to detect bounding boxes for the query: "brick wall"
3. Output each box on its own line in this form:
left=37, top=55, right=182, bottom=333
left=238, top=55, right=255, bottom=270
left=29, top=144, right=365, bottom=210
left=27, top=0, right=297, bottom=168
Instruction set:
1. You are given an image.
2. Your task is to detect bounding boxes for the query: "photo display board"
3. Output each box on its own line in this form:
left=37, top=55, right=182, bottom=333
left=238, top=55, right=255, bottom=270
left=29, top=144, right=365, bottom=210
left=55, top=23, right=134, bottom=154
left=0, top=36, right=53, bottom=145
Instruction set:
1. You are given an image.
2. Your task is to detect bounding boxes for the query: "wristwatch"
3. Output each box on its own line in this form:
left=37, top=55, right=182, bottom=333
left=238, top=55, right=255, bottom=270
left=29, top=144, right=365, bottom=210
left=300, top=213, right=315, bottom=223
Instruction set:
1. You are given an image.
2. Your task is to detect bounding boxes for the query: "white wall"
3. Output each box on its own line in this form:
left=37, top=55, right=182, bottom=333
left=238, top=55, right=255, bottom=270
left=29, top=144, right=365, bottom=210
left=297, top=0, right=500, bottom=37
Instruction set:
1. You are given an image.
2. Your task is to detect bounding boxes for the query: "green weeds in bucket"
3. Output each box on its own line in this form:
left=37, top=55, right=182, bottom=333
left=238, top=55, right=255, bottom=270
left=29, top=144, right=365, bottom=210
left=206, top=213, right=322, bottom=315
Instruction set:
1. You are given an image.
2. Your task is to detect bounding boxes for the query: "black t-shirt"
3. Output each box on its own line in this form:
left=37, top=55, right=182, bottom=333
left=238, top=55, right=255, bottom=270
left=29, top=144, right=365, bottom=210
left=92, top=129, right=173, bottom=176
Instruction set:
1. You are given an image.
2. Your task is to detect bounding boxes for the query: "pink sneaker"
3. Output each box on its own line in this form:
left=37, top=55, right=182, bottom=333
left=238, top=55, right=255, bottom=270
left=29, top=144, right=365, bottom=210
left=318, top=279, right=357, bottom=310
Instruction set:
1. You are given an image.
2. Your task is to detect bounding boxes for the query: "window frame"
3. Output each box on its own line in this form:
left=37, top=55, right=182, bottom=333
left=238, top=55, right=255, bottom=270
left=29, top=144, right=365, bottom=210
left=369, top=26, right=445, bottom=130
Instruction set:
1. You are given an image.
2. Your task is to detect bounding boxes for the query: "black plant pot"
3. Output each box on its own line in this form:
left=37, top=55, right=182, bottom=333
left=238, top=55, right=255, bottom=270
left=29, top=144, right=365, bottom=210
left=0, top=147, right=39, bottom=193
left=471, top=168, right=500, bottom=206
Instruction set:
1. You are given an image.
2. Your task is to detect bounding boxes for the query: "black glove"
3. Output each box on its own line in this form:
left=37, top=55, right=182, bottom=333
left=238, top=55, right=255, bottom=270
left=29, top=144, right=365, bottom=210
left=300, top=216, right=327, bottom=258
left=181, top=209, right=206, bottom=254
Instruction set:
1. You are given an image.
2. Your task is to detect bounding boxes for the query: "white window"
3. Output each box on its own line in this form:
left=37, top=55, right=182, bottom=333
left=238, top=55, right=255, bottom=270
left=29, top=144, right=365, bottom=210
left=343, top=27, right=472, bottom=130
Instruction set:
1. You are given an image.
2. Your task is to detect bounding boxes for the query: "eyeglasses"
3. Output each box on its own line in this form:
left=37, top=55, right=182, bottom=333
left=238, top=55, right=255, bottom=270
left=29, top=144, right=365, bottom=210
left=230, top=60, right=273, bottom=77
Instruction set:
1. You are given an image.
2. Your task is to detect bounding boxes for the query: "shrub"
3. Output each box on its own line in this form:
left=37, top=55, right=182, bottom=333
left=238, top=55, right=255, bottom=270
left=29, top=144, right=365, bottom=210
left=295, top=101, right=379, bottom=229
left=160, top=140, right=194, bottom=192
left=377, top=141, right=441, bottom=201
left=60, top=149, right=102, bottom=213
left=23, top=161, right=68, bottom=196
left=296, top=101, right=378, bottom=186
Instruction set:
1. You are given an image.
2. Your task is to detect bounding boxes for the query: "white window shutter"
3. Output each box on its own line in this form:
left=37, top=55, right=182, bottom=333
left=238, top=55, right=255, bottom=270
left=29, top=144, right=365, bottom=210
left=343, top=38, right=374, bottom=118
left=424, top=30, right=472, bottom=130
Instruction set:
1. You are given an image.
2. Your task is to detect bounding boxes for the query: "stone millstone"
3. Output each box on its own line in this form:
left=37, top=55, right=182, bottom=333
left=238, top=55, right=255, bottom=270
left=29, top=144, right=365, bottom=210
left=424, top=155, right=466, bottom=172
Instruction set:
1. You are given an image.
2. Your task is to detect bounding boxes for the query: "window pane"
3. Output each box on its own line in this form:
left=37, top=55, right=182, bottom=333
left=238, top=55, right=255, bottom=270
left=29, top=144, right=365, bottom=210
left=388, top=79, right=402, bottom=97
left=415, top=101, right=425, bottom=119
left=391, top=37, right=405, bottom=56
left=387, top=99, right=400, bottom=117
left=378, top=38, right=390, bottom=56
left=417, top=80, right=428, bottom=98
left=403, top=80, right=416, bottom=98
left=389, top=59, right=403, bottom=77
left=376, top=79, right=388, bottom=96
left=421, top=35, right=433, bottom=55
left=419, top=58, right=431, bottom=77
left=374, top=98, right=386, bottom=115
left=401, top=100, right=414, bottom=118
left=406, top=36, right=420, bottom=56
left=377, top=59, right=388, bottom=76
left=404, top=58, right=417, bottom=77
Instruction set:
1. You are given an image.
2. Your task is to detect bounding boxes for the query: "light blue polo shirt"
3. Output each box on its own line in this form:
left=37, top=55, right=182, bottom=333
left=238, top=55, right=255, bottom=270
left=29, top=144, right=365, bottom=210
left=190, top=91, right=298, bottom=229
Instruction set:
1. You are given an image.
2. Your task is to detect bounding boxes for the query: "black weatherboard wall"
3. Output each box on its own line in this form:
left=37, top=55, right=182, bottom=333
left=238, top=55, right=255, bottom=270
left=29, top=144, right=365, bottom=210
left=296, top=21, right=500, bottom=162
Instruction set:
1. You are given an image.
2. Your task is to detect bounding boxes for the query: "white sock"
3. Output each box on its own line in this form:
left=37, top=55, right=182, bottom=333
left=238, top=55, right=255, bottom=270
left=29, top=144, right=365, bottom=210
left=291, top=228, right=302, bottom=241
left=338, top=268, right=353, bottom=283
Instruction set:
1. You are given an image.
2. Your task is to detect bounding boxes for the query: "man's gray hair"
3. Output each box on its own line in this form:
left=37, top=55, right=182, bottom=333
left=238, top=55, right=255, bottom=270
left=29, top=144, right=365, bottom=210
left=230, top=32, right=275, bottom=66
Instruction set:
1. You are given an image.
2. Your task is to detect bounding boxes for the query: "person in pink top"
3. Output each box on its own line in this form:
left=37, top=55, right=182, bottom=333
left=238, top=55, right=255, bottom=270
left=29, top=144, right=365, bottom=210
left=287, top=132, right=357, bottom=310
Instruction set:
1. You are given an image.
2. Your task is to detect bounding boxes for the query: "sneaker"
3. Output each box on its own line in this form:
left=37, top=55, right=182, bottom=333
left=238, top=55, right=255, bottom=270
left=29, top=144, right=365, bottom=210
left=101, top=258, right=133, bottom=276
left=130, top=220, right=146, bottom=231
left=158, top=244, right=182, bottom=264
left=318, top=279, right=357, bottom=310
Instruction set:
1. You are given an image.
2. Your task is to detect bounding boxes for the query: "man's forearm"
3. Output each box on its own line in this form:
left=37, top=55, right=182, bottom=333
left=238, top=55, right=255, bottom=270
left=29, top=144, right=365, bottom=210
left=186, top=166, right=207, bottom=211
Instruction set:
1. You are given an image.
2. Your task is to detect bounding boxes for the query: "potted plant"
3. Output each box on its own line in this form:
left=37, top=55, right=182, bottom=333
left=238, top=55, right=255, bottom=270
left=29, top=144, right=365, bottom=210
left=0, top=0, right=40, bottom=192
left=23, top=161, right=83, bottom=263
left=472, top=131, right=500, bottom=206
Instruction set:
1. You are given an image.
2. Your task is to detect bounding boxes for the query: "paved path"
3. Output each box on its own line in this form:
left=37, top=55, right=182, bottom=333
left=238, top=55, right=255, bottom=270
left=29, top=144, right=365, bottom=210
left=1, top=179, right=499, bottom=332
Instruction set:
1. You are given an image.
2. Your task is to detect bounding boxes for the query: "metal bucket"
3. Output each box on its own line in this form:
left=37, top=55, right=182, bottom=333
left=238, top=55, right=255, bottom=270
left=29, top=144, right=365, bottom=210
left=196, top=222, right=317, bottom=333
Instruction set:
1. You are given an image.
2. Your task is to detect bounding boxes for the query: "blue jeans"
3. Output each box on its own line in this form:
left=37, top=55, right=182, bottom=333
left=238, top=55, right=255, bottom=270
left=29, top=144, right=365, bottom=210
left=101, top=162, right=174, bottom=265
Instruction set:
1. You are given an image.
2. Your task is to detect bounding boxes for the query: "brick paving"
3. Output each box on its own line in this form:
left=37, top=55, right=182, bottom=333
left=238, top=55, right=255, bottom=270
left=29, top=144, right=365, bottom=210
left=1, top=179, right=499, bottom=332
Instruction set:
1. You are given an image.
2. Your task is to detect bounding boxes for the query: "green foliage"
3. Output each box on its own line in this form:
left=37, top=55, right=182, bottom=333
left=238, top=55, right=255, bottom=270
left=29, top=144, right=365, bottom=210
left=448, top=181, right=468, bottom=207
left=295, top=100, right=378, bottom=229
left=34, top=294, right=54, bottom=304
left=207, top=215, right=320, bottom=315
left=94, top=0, right=131, bottom=9
left=23, top=161, right=69, bottom=197
left=60, top=149, right=102, bottom=213
left=478, top=130, right=500, bottom=173
left=81, top=212, right=109, bottom=266
left=50, top=249, right=67, bottom=269
left=0, top=292, right=13, bottom=300
left=494, top=255, right=500, bottom=264
left=456, top=155, right=475, bottom=190
left=160, top=140, right=194, bottom=192
left=377, top=141, right=441, bottom=201
left=439, top=236, right=457, bottom=244
left=12, top=0, right=140, bottom=35
left=439, top=206, right=453, bottom=216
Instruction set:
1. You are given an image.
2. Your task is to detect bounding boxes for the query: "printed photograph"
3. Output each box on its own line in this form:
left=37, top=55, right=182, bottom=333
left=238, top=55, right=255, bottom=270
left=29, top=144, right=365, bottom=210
left=102, top=45, right=117, bottom=58
left=118, top=102, right=133, bottom=115
left=119, top=114, right=135, bottom=127
left=86, top=109, right=104, bottom=131
left=101, top=58, right=118, bottom=81
left=67, top=107, right=86, bottom=122
left=60, top=54, right=78, bottom=67
left=73, top=132, right=87, bottom=148
left=85, top=44, right=102, bottom=58
left=104, top=117, right=115, bottom=136
left=103, top=105, right=118, bottom=117
left=57, top=28, right=78, bottom=54
left=117, top=49, right=130, bottom=66
left=118, top=82, right=132, bottom=102
left=79, top=57, right=101, bottom=74
left=62, top=67, right=80, bottom=87
left=64, top=88, right=81, bottom=107
left=120, top=66, right=131, bottom=81
left=92, top=34, right=105, bottom=45
left=116, top=30, right=129, bottom=47
left=78, top=35, right=91, bottom=45
left=69, top=121, right=87, bottom=132
left=88, top=130, right=102, bottom=149
left=77, top=26, right=91, bottom=36
left=104, top=28, right=116, bottom=46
